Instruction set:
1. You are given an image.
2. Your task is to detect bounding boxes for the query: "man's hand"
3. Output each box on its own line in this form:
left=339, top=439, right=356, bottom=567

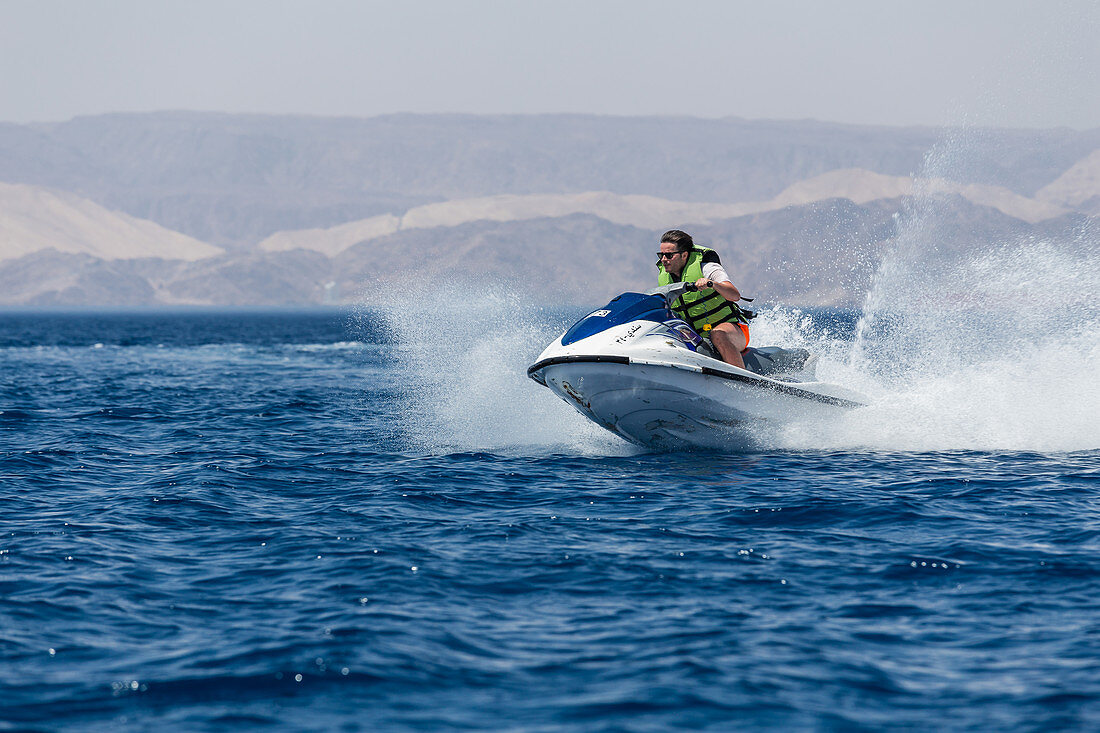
left=698, top=277, right=742, bottom=303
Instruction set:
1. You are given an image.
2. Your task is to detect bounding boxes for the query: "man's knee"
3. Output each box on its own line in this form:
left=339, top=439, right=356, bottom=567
left=712, top=322, right=747, bottom=351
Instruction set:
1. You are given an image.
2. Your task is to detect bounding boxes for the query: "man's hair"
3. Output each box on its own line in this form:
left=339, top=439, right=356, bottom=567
left=660, top=229, right=694, bottom=252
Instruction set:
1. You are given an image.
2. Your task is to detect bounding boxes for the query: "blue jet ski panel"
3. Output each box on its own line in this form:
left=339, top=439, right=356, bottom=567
left=561, top=293, right=671, bottom=346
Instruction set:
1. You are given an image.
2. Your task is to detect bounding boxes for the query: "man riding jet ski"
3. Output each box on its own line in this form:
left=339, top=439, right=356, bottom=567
left=656, top=229, right=753, bottom=369
left=526, top=231, right=866, bottom=450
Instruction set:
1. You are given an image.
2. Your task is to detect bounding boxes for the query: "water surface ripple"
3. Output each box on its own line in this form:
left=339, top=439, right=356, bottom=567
left=1, top=311, right=1098, bottom=731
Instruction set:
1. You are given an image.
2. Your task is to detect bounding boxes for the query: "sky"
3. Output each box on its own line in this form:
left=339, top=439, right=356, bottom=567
left=2, top=0, right=1098, bottom=129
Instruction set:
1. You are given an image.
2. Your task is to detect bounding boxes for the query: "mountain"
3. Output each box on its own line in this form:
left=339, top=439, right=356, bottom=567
left=257, top=168, right=1072, bottom=259
left=0, top=250, right=159, bottom=306
left=326, top=196, right=1089, bottom=308
left=1036, top=148, right=1100, bottom=214
left=0, top=112, right=1095, bottom=307
left=0, top=194, right=1087, bottom=308
left=3, top=112, right=1098, bottom=245
left=0, top=182, right=222, bottom=262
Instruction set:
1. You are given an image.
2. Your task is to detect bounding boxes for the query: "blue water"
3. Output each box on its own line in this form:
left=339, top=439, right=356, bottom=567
left=2, top=309, right=1099, bottom=731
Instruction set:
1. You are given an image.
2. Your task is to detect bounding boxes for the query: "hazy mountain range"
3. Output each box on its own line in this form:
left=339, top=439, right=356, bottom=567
left=0, top=112, right=1097, bottom=306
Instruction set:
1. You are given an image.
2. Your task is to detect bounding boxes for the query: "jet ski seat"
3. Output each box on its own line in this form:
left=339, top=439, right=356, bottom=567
left=694, top=342, right=817, bottom=381
left=741, top=346, right=818, bottom=382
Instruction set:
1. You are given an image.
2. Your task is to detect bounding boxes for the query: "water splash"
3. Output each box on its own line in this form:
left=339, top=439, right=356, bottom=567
left=782, top=134, right=1100, bottom=452
left=357, top=283, right=635, bottom=456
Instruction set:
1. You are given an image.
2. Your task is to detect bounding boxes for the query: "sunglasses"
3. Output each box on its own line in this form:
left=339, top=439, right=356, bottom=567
left=656, top=251, right=684, bottom=261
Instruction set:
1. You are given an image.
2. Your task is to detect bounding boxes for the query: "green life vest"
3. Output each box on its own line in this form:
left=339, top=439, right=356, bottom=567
left=657, top=247, right=748, bottom=336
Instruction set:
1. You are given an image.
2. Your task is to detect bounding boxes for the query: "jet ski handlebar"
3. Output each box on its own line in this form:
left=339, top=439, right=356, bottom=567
left=647, top=281, right=754, bottom=306
left=646, top=281, right=698, bottom=304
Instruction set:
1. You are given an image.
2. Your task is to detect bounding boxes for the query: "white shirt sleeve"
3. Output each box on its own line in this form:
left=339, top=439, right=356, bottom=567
left=701, top=262, right=730, bottom=283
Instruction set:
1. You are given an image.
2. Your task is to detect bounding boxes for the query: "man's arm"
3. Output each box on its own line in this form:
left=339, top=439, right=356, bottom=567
left=695, top=262, right=741, bottom=302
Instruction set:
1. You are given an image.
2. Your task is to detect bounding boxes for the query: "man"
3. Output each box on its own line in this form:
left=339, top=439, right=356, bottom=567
left=656, top=229, right=751, bottom=369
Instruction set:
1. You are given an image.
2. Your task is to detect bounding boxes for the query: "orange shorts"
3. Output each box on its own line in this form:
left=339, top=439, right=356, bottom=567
left=703, top=321, right=750, bottom=349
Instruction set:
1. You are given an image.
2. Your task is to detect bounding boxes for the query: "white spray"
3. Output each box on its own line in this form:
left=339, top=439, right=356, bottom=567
left=779, top=136, right=1100, bottom=453
left=356, top=282, right=636, bottom=456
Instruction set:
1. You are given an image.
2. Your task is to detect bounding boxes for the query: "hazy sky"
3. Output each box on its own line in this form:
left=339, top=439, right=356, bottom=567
left=3, top=0, right=1098, bottom=128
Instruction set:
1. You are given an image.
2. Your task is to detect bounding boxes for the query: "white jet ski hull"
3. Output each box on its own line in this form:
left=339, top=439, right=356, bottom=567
left=532, top=356, right=862, bottom=451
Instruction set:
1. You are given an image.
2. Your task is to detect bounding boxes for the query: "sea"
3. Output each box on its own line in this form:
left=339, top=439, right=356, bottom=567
left=3, top=194, right=1100, bottom=730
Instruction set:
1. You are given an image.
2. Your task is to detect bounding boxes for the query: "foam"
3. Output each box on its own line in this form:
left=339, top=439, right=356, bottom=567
left=781, top=159, right=1100, bottom=452
left=358, top=284, right=636, bottom=456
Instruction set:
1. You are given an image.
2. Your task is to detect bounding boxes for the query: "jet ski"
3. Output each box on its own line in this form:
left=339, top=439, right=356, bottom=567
left=527, top=282, right=867, bottom=450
